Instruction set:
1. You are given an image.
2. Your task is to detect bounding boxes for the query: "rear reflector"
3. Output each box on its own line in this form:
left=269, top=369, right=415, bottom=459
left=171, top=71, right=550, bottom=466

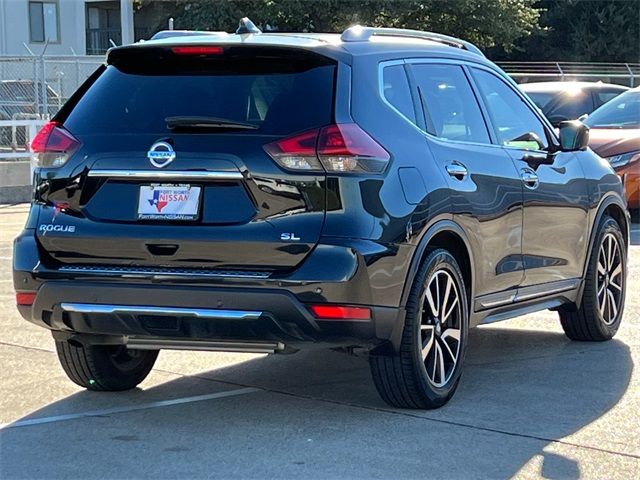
left=171, top=46, right=224, bottom=55
left=16, top=292, right=36, bottom=306
left=310, top=305, right=371, bottom=321
left=263, top=123, right=390, bottom=173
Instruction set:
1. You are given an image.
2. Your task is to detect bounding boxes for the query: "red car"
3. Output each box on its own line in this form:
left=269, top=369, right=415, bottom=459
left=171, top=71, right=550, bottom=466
left=585, top=88, right=640, bottom=210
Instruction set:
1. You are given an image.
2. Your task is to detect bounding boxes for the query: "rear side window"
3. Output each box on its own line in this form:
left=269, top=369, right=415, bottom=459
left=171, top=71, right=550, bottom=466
left=410, top=64, right=490, bottom=144
left=63, top=49, right=335, bottom=136
left=382, top=65, right=416, bottom=124
left=472, top=68, right=549, bottom=151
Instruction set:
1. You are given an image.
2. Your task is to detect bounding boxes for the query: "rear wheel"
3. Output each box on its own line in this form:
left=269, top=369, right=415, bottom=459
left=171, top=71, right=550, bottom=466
left=55, top=340, right=158, bottom=391
left=369, top=249, right=469, bottom=409
left=559, top=215, right=626, bottom=341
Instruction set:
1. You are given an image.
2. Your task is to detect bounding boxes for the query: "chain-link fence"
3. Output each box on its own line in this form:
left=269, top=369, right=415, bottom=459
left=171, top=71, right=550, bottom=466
left=0, top=55, right=103, bottom=157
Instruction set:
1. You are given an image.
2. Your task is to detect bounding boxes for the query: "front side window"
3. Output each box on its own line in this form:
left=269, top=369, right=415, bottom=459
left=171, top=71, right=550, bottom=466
left=473, top=68, right=550, bottom=151
left=29, top=1, right=59, bottom=43
left=382, top=65, right=417, bottom=124
left=410, top=64, right=490, bottom=144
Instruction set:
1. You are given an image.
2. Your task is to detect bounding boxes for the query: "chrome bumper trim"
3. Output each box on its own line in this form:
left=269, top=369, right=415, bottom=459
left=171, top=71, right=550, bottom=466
left=60, top=303, right=263, bottom=320
left=58, top=265, right=271, bottom=279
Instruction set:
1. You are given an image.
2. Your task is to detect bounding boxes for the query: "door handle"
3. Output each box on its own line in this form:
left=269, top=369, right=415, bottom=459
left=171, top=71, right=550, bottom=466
left=520, top=169, right=539, bottom=190
left=445, top=162, right=468, bottom=180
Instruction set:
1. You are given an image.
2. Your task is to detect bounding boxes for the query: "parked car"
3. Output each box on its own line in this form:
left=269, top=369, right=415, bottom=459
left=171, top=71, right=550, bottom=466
left=585, top=88, right=640, bottom=211
left=14, top=22, right=630, bottom=409
left=520, top=81, right=628, bottom=127
left=0, top=80, right=61, bottom=119
left=0, top=80, right=61, bottom=147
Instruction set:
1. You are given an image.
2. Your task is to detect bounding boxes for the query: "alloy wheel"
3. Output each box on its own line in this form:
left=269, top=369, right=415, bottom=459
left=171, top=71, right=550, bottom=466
left=597, top=233, right=624, bottom=325
left=420, top=269, right=462, bottom=387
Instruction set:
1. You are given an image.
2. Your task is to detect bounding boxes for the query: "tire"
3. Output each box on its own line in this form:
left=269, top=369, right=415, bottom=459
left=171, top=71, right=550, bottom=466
left=559, top=215, right=627, bottom=341
left=55, top=340, right=159, bottom=391
left=369, top=249, right=469, bottom=409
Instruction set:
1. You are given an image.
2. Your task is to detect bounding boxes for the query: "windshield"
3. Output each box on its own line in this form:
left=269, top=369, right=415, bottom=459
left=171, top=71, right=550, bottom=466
left=585, top=90, right=640, bottom=129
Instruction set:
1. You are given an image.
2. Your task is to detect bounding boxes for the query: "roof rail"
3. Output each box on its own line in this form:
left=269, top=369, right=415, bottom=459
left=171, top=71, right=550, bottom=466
left=340, top=26, right=484, bottom=57
left=150, top=30, right=229, bottom=41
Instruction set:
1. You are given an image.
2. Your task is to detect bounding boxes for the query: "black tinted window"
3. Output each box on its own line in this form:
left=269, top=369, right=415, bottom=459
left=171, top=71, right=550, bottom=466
left=64, top=60, right=335, bottom=136
left=383, top=65, right=416, bottom=124
left=594, top=89, right=625, bottom=108
left=411, top=64, right=490, bottom=144
left=533, top=90, right=593, bottom=122
left=473, top=69, right=549, bottom=150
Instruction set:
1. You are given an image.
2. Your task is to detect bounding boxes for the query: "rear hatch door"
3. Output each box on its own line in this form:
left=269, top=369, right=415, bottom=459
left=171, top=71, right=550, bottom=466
left=37, top=45, right=335, bottom=273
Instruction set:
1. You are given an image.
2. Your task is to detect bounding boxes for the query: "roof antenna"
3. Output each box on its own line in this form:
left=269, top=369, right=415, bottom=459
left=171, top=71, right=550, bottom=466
left=236, top=17, right=262, bottom=35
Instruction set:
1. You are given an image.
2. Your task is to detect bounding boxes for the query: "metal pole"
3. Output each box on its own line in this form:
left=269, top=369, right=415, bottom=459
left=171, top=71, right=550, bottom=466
left=39, top=40, right=50, bottom=118
left=169, top=18, right=174, bottom=30
left=625, top=63, right=634, bottom=88
left=556, top=62, right=564, bottom=81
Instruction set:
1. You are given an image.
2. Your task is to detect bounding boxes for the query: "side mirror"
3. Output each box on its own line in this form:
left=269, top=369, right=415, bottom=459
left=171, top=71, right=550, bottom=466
left=558, top=120, right=589, bottom=151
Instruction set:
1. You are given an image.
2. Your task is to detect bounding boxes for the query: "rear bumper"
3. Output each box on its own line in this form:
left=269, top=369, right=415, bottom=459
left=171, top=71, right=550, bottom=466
left=19, top=281, right=402, bottom=350
left=14, top=231, right=409, bottom=351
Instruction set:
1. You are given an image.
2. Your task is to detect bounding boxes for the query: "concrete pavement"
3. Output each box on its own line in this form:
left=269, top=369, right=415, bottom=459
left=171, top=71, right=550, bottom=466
left=1, top=203, right=638, bottom=479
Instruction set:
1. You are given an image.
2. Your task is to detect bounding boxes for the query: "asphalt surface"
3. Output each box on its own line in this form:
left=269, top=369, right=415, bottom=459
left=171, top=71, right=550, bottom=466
left=1, top=203, right=639, bottom=479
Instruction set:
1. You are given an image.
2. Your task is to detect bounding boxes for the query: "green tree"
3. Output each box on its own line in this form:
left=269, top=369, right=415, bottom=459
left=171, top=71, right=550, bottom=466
left=138, top=0, right=540, bottom=52
left=499, top=0, right=640, bottom=61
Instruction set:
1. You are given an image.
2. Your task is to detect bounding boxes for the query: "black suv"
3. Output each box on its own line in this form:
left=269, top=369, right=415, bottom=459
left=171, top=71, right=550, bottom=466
left=13, top=23, right=630, bottom=409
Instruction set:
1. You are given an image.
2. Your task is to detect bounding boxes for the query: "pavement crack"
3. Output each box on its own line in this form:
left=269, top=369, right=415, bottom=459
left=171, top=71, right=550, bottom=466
left=0, top=341, right=54, bottom=354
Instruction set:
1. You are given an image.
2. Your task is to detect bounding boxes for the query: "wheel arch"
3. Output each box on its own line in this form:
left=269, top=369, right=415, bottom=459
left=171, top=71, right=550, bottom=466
left=587, top=194, right=630, bottom=272
left=401, top=220, right=475, bottom=311
left=574, top=193, right=630, bottom=308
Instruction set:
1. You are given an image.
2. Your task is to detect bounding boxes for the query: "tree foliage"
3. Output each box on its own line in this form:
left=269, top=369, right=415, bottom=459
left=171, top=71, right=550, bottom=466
left=136, top=0, right=639, bottom=61
left=522, top=0, right=640, bottom=62
left=139, top=0, right=539, bottom=51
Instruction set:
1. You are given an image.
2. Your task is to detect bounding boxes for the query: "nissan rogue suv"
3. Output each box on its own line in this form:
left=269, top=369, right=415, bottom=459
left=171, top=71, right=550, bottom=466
left=13, top=22, right=630, bottom=409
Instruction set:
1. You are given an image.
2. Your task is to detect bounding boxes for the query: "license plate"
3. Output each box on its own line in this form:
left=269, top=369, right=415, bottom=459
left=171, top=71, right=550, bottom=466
left=137, top=184, right=201, bottom=220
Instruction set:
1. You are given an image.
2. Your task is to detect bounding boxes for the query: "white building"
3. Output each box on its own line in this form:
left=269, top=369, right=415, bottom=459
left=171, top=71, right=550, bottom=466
left=0, top=0, right=136, bottom=56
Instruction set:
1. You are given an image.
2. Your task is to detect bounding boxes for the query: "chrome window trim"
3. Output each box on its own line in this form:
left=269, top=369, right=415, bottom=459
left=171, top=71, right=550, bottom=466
left=378, top=58, right=504, bottom=151
left=378, top=57, right=558, bottom=152
left=60, top=303, right=263, bottom=320
left=87, top=170, right=244, bottom=181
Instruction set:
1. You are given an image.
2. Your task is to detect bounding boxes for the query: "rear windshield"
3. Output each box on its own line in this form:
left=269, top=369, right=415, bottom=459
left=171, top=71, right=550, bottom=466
left=63, top=48, right=335, bottom=136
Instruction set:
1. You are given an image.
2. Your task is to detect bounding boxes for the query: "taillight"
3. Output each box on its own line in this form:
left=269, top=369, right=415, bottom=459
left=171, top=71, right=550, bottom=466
left=317, top=124, right=390, bottom=173
left=263, top=123, right=390, bottom=173
left=31, top=121, right=80, bottom=168
left=171, top=46, right=224, bottom=55
left=263, top=129, right=323, bottom=171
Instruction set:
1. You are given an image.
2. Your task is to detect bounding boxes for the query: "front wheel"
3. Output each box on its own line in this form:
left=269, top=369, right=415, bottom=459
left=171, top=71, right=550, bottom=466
left=559, top=215, right=627, bottom=341
left=369, top=249, right=469, bottom=409
left=55, top=339, right=158, bottom=391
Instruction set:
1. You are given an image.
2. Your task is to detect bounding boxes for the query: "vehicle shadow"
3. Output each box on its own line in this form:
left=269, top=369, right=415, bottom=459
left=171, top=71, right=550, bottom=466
left=0, top=325, right=634, bottom=478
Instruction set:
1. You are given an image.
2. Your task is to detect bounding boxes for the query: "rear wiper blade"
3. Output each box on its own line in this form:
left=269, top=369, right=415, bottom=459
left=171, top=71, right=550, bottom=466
left=165, top=116, right=259, bottom=130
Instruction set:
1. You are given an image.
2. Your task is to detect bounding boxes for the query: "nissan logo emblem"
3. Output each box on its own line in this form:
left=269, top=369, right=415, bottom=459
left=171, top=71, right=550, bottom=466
left=147, top=141, right=176, bottom=168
